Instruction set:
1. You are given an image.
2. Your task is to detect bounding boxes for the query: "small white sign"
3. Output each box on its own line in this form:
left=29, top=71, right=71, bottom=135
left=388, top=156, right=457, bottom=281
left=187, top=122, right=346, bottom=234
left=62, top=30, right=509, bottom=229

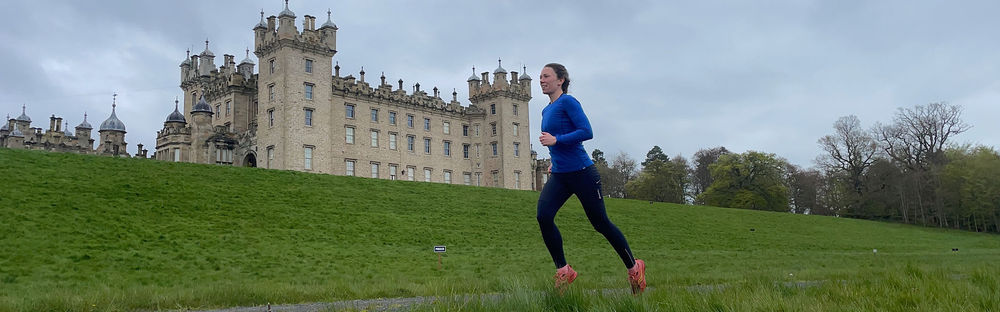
left=434, top=246, right=446, bottom=253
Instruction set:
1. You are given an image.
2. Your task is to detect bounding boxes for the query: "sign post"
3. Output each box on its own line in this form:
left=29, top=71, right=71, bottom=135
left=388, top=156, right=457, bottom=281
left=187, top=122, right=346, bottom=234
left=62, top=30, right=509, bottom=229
left=434, top=246, right=446, bottom=270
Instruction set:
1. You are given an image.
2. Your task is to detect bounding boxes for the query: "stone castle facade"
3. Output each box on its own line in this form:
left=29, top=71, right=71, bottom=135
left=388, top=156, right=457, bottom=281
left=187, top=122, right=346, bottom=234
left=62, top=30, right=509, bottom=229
left=1, top=100, right=149, bottom=158
left=157, top=3, right=546, bottom=190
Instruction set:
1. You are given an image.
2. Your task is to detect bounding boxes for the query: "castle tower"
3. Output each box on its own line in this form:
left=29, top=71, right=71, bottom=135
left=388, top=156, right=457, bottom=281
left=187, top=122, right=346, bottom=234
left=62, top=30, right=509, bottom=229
left=254, top=1, right=337, bottom=171
left=199, top=40, right=216, bottom=77
left=97, top=94, right=129, bottom=157
left=189, top=94, right=215, bottom=163
left=76, top=113, right=93, bottom=150
left=14, top=104, right=31, bottom=135
left=468, top=59, right=533, bottom=189
left=5, top=124, right=25, bottom=149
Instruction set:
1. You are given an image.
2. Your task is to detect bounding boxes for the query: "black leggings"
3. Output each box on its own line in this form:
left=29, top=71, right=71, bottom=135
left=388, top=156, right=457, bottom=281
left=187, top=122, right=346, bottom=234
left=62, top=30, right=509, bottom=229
left=537, top=165, right=636, bottom=269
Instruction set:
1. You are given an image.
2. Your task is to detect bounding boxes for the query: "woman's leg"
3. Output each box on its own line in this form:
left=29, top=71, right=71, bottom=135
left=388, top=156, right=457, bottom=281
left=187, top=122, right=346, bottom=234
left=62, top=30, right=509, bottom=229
left=571, top=166, right=636, bottom=269
left=537, top=174, right=573, bottom=268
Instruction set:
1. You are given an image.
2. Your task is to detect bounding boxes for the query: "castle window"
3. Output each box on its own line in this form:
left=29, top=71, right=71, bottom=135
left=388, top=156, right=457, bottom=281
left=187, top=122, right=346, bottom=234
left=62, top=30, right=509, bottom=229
left=514, top=171, right=521, bottom=189
left=491, top=141, right=498, bottom=156
left=370, top=130, right=378, bottom=147
left=389, top=111, right=397, bottom=125
left=216, top=104, right=221, bottom=119
left=476, top=172, right=482, bottom=186
left=443, top=122, right=450, bottom=134
left=514, top=142, right=520, bottom=157
left=304, top=83, right=314, bottom=100
left=463, top=144, right=470, bottom=159
left=490, top=103, right=496, bottom=115
left=424, top=138, right=431, bottom=154
left=268, top=84, right=275, bottom=101
left=443, top=141, right=451, bottom=156
left=492, top=171, right=499, bottom=187
left=371, top=109, right=378, bottom=122
left=266, top=146, right=274, bottom=169
left=513, top=123, right=519, bottom=136
left=304, top=146, right=313, bottom=170
left=407, top=114, right=414, bottom=128
left=305, top=59, right=313, bottom=73
left=389, top=133, right=397, bottom=150
left=173, top=148, right=180, bottom=162
left=345, top=159, right=355, bottom=176
left=371, top=162, right=380, bottom=179
left=269, top=58, right=275, bottom=74
left=407, top=135, right=415, bottom=152
left=444, top=170, right=452, bottom=184
left=267, top=109, right=275, bottom=127
left=389, top=164, right=398, bottom=180
left=423, top=118, right=430, bottom=131
left=424, top=168, right=432, bottom=182
left=407, top=166, right=415, bottom=181
left=345, top=126, right=355, bottom=144
left=491, top=123, right=497, bottom=136
left=226, top=100, right=231, bottom=116
left=513, top=104, right=518, bottom=116
left=462, top=124, right=469, bottom=136
left=345, top=104, right=355, bottom=119
left=304, top=108, right=314, bottom=126
left=463, top=172, right=472, bottom=185
left=475, top=124, right=480, bottom=136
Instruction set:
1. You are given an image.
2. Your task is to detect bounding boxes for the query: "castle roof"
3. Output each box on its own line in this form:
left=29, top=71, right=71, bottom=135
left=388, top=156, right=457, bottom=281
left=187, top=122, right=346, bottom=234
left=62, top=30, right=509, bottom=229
left=64, top=122, right=73, bottom=137
left=77, top=113, right=93, bottom=129
left=100, top=98, right=126, bottom=132
left=239, top=49, right=255, bottom=65
left=180, top=50, right=192, bottom=67
left=191, top=94, right=214, bottom=114
left=320, top=9, right=338, bottom=29
left=467, top=67, right=480, bottom=82
left=200, top=40, right=214, bottom=57
left=519, top=66, right=531, bottom=80
left=166, top=99, right=187, bottom=123
left=255, top=10, right=267, bottom=29
left=493, top=59, right=507, bottom=74
left=16, top=105, right=30, bottom=122
left=279, top=0, right=296, bottom=18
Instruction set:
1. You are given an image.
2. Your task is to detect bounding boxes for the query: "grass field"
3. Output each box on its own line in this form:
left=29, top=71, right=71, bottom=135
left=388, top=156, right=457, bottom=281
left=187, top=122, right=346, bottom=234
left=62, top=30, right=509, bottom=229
left=1, top=148, right=998, bottom=311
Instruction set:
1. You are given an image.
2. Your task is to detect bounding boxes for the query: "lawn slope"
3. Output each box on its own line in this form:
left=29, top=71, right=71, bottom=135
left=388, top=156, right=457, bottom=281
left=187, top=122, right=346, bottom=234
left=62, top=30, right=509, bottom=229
left=1, top=148, right=998, bottom=311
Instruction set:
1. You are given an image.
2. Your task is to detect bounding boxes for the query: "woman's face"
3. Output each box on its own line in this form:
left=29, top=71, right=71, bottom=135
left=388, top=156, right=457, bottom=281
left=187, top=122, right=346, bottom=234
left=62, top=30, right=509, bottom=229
left=539, top=66, right=564, bottom=95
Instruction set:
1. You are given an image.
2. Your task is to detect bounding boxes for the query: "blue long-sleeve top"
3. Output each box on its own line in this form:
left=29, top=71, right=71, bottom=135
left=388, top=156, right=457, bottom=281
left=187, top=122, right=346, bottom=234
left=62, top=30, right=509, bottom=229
left=541, top=94, right=595, bottom=173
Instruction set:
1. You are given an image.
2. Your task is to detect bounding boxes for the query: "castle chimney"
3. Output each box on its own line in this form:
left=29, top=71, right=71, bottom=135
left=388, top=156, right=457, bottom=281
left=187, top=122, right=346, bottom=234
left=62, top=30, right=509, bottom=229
left=359, top=67, right=365, bottom=83
left=56, top=117, right=63, bottom=132
left=49, top=114, right=57, bottom=132
left=334, top=62, right=340, bottom=77
left=433, top=87, right=439, bottom=98
left=380, top=72, right=386, bottom=86
left=398, top=79, right=404, bottom=92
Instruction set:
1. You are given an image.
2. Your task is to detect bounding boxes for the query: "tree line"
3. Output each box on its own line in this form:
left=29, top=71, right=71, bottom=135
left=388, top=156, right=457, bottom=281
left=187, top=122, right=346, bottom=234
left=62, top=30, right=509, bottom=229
left=590, top=102, right=999, bottom=233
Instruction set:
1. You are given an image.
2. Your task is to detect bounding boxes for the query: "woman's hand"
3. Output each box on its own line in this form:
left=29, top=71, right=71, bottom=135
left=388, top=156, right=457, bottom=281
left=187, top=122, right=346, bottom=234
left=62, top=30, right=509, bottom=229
left=539, top=132, right=557, bottom=146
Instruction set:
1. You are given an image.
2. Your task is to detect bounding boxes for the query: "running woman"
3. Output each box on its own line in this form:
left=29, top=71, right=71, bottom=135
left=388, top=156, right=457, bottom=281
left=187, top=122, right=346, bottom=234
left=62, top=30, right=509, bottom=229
left=536, top=63, right=646, bottom=294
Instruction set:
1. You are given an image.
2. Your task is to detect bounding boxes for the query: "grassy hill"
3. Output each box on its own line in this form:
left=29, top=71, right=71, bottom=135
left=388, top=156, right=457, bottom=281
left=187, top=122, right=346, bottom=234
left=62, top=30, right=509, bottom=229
left=1, top=148, right=998, bottom=311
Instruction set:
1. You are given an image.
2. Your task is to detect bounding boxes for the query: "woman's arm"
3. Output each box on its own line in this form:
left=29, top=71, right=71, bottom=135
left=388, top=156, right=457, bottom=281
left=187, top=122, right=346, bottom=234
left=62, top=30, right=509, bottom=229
left=554, top=97, right=593, bottom=145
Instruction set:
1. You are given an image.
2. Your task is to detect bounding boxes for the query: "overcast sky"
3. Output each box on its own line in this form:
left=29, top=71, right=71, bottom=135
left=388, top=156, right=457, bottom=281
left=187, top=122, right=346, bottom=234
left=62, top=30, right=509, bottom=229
left=2, top=0, right=998, bottom=168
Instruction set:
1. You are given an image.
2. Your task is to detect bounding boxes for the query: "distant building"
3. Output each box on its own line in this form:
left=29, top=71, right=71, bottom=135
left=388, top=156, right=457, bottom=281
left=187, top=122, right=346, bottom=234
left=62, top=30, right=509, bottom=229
left=158, top=2, right=541, bottom=190
left=1, top=99, right=147, bottom=158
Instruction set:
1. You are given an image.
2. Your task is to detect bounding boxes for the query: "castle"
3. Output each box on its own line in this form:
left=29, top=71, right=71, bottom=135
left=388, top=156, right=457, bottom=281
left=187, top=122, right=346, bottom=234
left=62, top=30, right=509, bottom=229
left=157, top=2, right=545, bottom=190
left=1, top=99, right=148, bottom=158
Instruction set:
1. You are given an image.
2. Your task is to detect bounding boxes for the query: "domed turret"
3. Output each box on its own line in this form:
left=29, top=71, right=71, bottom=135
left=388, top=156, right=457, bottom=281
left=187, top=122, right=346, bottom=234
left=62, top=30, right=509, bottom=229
left=99, top=95, right=126, bottom=132
left=16, top=105, right=30, bottom=122
left=76, top=113, right=93, bottom=129
left=166, top=98, right=187, bottom=123
left=192, top=94, right=213, bottom=114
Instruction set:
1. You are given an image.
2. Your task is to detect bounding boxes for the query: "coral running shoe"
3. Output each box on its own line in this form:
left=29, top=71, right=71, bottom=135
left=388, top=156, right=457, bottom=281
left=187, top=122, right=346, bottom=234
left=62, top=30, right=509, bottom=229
left=628, top=259, right=646, bottom=294
left=554, top=265, right=578, bottom=292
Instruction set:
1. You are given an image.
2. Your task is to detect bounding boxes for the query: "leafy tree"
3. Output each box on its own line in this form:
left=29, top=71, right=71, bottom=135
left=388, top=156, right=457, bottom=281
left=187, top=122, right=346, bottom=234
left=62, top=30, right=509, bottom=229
left=698, top=151, right=789, bottom=212
left=592, top=149, right=608, bottom=167
left=642, top=146, right=670, bottom=168
left=627, top=149, right=689, bottom=204
left=817, top=115, right=878, bottom=197
left=692, top=146, right=730, bottom=202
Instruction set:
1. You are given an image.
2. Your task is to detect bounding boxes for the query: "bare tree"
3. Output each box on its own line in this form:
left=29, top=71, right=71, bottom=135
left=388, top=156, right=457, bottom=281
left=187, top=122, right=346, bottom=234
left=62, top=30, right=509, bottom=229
left=817, top=115, right=878, bottom=197
left=876, top=102, right=970, bottom=170
left=875, top=102, right=970, bottom=227
left=605, top=152, right=638, bottom=198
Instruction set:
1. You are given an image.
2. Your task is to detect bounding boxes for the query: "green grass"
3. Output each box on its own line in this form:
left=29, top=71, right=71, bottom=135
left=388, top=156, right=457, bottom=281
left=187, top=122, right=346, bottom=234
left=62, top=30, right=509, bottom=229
left=1, top=148, right=998, bottom=311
